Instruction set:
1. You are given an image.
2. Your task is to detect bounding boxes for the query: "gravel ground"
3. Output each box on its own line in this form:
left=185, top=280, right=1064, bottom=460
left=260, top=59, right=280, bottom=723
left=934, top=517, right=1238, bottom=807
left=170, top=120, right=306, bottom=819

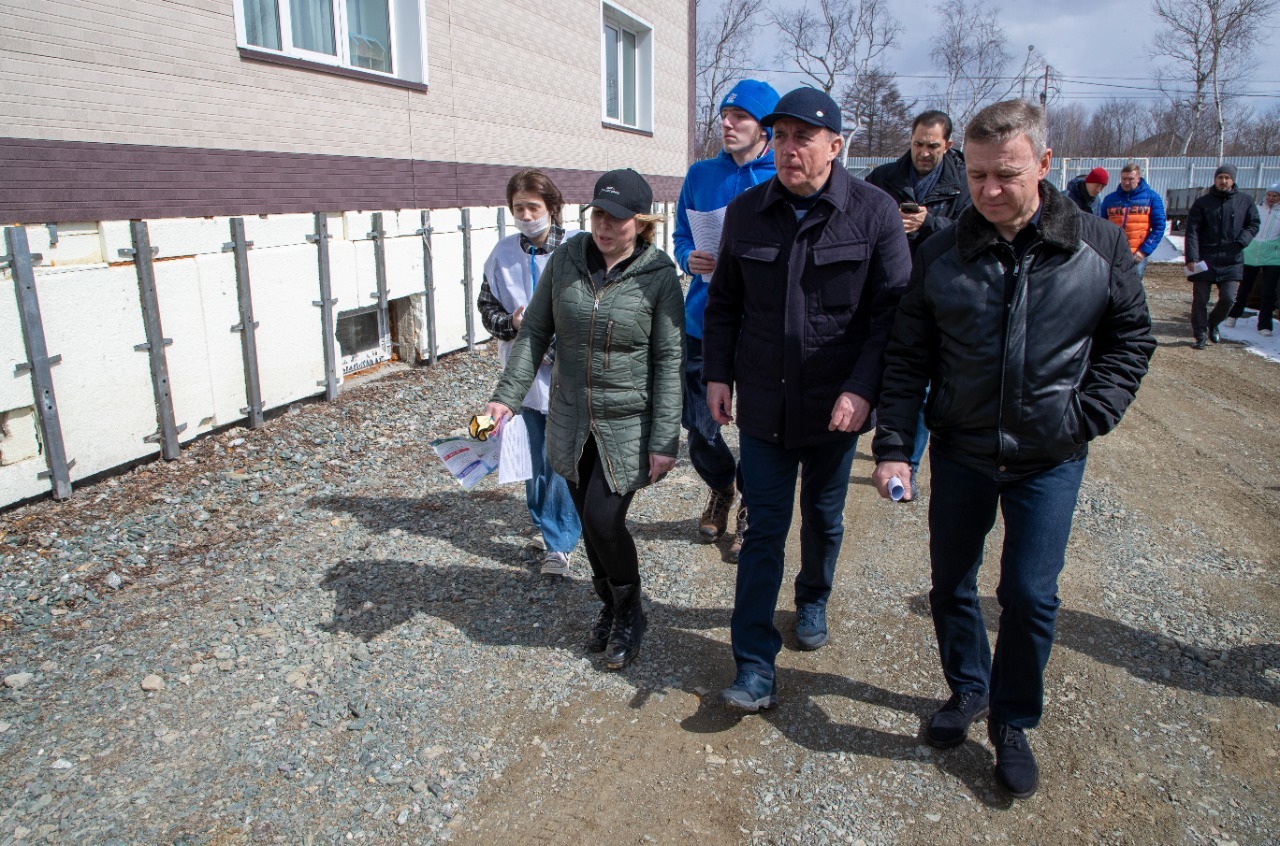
left=1, top=264, right=1277, bottom=845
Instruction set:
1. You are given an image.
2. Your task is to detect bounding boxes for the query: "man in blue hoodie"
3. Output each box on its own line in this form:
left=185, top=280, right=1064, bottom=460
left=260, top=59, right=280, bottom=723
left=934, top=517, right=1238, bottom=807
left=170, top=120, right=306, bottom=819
left=674, top=79, right=779, bottom=558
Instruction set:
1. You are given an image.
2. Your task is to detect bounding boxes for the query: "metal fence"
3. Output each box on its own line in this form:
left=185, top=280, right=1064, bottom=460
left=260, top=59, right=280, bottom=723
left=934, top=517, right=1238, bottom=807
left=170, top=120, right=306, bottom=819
left=843, top=156, right=1280, bottom=199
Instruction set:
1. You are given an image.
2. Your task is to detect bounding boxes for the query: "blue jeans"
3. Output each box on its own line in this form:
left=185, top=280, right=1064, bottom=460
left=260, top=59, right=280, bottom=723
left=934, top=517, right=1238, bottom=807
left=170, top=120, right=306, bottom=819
left=928, top=450, right=1087, bottom=729
left=731, top=432, right=858, bottom=676
left=1134, top=255, right=1148, bottom=282
left=682, top=336, right=740, bottom=493
left=909, top=386, right=930, bottom=472
left=521, top=409, right=581, bottom=554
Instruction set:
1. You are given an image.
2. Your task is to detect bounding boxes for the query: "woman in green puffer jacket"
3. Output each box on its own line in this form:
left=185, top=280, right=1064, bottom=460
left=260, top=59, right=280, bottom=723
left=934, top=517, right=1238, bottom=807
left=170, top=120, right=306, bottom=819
left=485, top=169, right=685, bottom=671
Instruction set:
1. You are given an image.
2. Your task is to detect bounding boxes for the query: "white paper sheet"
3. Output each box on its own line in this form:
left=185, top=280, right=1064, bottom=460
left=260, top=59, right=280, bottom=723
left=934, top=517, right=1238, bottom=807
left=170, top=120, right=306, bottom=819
left=497, top=415, right=533, bottom=484
left=431, top=435, right=501, bottom=491
left=687, top=207, right=727, bottom=257
left=1184, top=260, right=1209, bottom=276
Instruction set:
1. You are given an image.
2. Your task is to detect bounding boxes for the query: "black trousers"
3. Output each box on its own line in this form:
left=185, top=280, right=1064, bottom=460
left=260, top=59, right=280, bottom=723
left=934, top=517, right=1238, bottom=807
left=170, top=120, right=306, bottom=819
left=1228, top=264, right=1280, bottom=331
left=566, top=436, right=639, bottom=585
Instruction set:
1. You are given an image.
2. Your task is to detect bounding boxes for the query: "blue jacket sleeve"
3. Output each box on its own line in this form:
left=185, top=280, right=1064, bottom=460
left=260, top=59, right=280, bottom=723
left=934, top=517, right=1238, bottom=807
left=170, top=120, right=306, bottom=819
left=1140, top=192, right=1166, bottom=257
left=673, top=178, right=696, bottom=275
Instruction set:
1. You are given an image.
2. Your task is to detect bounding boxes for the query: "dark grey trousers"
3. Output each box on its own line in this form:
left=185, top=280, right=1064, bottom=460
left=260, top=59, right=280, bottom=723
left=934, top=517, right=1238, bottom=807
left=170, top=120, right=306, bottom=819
left=1191, top=280, right=1240, bottom=342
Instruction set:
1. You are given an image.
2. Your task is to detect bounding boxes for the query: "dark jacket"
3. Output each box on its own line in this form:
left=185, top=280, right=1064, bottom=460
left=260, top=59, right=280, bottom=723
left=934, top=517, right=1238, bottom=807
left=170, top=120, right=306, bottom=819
left=492, top=234, right=685, bottom=495
left=872, top=182, right=1155, bottom=479
left=864, top=149, right=970, bottom=255
left=1065, top=175, right=1102, bottom=216
left=1185, top=186, right=1262, bottom=283
left=702, top=163, right=912, bottom=449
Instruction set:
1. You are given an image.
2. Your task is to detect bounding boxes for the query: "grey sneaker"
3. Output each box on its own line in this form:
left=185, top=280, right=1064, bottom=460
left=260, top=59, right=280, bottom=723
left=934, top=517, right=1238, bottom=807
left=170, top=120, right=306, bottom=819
left=524, top=533, right=547, bottom=553
left=794, top=603, right=829, bottom=650
left=540, top=550, right=571, bottom=576
left=720, top=670, right=778, bottom=712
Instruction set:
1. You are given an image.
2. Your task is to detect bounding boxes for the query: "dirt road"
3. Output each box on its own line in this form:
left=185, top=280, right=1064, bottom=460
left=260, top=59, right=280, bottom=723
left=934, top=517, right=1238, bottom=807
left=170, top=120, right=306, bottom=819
left=1, top=264, right=1276, bottom=846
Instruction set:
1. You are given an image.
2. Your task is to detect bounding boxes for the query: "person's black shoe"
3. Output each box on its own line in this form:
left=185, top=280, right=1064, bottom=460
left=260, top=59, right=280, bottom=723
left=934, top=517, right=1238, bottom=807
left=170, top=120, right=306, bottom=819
left=925, top=690, right=990, bottom=748
left=1192, top=339, right=1207, bottom=350
left=794, top=603, right=829, bottom=650
left=989, top=722, right=1039, bottom=799
left=1210, top=324, right=1221, bottom=343
left=604, top=581, right=647, bottom=670
left=587, top=577, right=613, bottom=653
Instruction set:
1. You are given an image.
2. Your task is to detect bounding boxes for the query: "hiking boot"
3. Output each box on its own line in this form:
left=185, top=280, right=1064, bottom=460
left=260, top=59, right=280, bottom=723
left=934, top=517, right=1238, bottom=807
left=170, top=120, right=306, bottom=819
left=794, top=603, right=829, bottom=651
left=588, top=577, right=613, bottom=653
left=720, top=669, right=778, bottom=712
left=989, top=722, right=1039, bottom=798
left=604, top=581, right=647, bottom=670
left=699, top=486, right=736, bottom=542
left=540, top=550, right=570, bottom=576
left=925, top=690, right=990, bottom=748
left=729, top=503, right=748, bottom=561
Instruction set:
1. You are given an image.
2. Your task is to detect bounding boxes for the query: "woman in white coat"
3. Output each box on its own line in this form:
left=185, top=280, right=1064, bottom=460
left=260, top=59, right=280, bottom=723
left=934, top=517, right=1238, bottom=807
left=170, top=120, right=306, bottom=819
left=476, top=169, right=583, bottom=574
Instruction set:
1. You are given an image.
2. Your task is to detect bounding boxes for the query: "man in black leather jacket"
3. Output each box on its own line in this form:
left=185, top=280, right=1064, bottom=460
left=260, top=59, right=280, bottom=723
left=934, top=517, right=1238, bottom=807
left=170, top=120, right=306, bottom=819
left=871, top=100, right=1155, bottom=800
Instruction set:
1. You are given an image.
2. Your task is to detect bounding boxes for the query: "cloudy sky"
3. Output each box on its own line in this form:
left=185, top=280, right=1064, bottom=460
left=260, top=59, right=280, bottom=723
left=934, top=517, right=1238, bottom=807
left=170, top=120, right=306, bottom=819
left=747, top=0, right=1280, bottom=112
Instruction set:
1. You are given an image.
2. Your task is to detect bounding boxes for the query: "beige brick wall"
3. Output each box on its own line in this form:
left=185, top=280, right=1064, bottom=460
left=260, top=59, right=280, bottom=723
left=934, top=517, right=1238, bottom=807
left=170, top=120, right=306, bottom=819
left=0, top=0, right=691, bottom=177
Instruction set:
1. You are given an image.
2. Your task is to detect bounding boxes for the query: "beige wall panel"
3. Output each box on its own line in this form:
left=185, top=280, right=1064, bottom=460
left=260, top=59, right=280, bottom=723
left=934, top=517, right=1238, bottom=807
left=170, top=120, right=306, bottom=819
left=246, top=246, right=327, bottom=411
left=150, top=257, right=222, bottom=440
left=192, top=252, right=253, bottom=427
left=1, top=0, right=689, bottom=175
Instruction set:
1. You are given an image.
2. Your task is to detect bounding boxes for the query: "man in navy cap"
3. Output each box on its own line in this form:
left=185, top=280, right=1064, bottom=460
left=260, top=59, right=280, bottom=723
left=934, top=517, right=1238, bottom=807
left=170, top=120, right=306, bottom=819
left=674, top=79, right=779, bottom=557
left=702, top=87, right=911, bottom=710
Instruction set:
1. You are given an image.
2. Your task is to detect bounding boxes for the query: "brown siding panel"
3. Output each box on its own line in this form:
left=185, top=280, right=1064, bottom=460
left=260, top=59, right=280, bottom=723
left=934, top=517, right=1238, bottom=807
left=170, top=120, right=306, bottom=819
left=0, top=137, right=683, bottom=223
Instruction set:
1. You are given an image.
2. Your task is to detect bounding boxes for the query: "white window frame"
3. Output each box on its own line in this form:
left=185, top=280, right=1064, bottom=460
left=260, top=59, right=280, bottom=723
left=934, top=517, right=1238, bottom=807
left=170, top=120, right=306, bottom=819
left=600, top=2, right=654, bottom=132
left=233, top=0, right=429, bottom=85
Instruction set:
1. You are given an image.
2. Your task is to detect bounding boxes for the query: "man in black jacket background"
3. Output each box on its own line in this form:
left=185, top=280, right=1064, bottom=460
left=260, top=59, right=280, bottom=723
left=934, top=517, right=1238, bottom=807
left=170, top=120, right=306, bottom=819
left=864, top=109, right=970, bottom=257
left=1185, top=164, right=1262, bottom=349
left=871, top=100, right=1155, bottom=799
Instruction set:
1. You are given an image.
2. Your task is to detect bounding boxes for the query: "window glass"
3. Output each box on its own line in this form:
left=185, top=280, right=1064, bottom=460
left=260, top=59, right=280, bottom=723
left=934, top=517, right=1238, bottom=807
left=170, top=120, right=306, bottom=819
left=290, top=0, right=337, bottom=55
left=604, top=23, right=619, bottom=120
left=621, top=28, right=636, bottom=126
left=347, top=0, right=393, bottom=73
left=244, top=0, right=282, bottom=50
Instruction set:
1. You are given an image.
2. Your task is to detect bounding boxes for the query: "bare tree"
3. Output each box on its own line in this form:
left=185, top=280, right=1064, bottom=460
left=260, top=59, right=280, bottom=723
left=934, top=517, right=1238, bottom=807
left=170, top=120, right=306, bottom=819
left=1150, top=0, right=1278, bottom=157
left=1083, top=98, right=1156, bottom=156
left=694, top=0, right=762, bottom=159
left=841, top=69, right=916, bottom=156
left=1048, top=102, right=1090, bottom=157
left=771, top=0, right=902, bottom=143
left=927, top=0, right=1018, bottom=134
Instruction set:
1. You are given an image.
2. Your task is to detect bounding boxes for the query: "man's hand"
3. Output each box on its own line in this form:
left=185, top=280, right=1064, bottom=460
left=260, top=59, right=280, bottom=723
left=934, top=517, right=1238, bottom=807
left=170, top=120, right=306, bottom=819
left=649, top=453, right=676, bottom=483
left=901, top=207, right=928, bottom=234
left=707, top=381, right=734, bottom=425
left=1134, top=250, right=1146, bottom=261
left=872, top=461, right=913, bottom=501
left=1185, top=262, right=1197, bottom=273
left=511, top=305, right=525, bottom=331
left=828, top=391, right=870, bottom=433
left=687, top=250, right=717, bottom=276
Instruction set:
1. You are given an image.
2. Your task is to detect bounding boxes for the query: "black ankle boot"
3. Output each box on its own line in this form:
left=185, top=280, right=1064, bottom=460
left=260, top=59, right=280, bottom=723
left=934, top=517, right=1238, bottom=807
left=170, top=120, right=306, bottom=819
left=588, top=577, right=614, bottom=653
left=604, top=581, right=647, bottom=670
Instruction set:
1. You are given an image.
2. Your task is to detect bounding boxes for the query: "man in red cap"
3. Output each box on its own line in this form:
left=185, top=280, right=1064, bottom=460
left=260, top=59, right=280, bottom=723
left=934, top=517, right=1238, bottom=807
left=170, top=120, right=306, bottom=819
left=1065, top=167, right=1108, bottom=216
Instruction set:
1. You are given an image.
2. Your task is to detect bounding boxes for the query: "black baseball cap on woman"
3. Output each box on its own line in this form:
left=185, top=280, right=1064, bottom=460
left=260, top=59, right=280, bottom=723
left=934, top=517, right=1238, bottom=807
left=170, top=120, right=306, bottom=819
left=587, top=168, right=653, bottom=219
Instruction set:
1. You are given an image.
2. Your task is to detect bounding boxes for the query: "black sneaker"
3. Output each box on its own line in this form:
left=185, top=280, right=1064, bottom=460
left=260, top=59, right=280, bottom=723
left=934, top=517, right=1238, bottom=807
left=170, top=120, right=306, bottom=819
left=989, top=722, right=1038, bottom=798
left=925, top=690, right=990, bottom=748
left=794, top=603, right=829, bottom=650
left=720, top=669, right=778, bottom=712
left=1210, top=324, right=1221, bottom=343
left=1192, top=339, right=1207, bottom=350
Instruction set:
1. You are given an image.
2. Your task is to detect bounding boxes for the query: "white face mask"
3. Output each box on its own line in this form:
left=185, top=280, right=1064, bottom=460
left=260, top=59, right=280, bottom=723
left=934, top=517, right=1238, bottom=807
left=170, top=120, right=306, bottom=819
left=514, top=215, right=550, bottom=239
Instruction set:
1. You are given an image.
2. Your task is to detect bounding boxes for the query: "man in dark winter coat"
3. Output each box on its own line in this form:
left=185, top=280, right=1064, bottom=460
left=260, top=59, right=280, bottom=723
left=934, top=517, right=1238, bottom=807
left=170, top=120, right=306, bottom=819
left=865, top=109, right=970, bottom=256
left=1065, top=167, right=1108, bottom=215
left=872, top=100, right=1154, bottom=799
left=703, top=87, right=910, bottom=712
left=1185, top=164, right=1262, bottom=349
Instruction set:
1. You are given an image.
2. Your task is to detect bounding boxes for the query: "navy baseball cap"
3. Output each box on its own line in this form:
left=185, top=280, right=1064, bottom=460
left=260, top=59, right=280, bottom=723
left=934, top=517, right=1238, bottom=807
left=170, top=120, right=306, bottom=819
left=762, top=87, right=842, bottom=135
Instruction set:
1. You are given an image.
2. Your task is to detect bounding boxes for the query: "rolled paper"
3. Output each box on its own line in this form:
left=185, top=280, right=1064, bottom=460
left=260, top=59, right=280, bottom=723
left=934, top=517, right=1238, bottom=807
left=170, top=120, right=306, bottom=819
left=469, top=414, right=497, bottom=441
left=888, top=476, right=906, bottom=501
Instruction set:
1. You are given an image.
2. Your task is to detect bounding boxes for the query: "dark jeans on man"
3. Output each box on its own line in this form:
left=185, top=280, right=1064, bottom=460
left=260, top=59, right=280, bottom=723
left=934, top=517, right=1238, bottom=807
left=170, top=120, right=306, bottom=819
left=1191, top=280, right=1240, bottom=342
left=683, top=336, right=741, bottom=493
left=730, top=432, right=858, bottom=677
left=1228, top=265, right=1279, bottom=331
left=928, top=450, right=1087, bottom=729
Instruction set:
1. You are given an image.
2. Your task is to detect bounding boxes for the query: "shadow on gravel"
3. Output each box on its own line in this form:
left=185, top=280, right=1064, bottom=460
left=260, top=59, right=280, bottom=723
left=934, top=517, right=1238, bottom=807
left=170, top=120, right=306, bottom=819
left=905, top=594, right=1280, bottom=707
left=318, top=558, right=1011, bottom=807
left=315, top=493, right=532, bottom=563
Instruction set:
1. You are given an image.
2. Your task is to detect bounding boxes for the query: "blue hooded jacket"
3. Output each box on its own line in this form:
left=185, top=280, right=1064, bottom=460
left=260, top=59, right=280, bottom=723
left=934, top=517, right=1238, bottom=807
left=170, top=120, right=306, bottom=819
left=674, top=149, right=776, bottom=338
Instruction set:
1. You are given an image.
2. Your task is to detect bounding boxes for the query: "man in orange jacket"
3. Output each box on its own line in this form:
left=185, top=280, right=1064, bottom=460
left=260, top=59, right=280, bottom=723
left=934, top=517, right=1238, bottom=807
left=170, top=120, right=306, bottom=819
left=1100, top=162, right=1166, bottom=281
